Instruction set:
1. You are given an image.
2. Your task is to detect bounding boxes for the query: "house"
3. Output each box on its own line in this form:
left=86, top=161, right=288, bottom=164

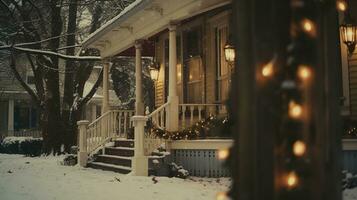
left=0, top=54, right=118, bottom=139
left=78, top=0, right=234, bottom=177
left=0, top=55, right=41, bottom=139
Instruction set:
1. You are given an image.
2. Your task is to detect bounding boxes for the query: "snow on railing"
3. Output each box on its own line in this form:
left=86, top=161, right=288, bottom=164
left=85, top=110, right=134, bottom=155
left=179, top=104, right=227, bottom=129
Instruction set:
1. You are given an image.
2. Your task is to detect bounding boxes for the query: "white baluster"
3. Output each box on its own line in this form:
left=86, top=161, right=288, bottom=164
left=182, top=106, right=186, bottom=128
left=160, top=110, right=164, bottom=128
left=198, top=106, right=202, bottom=121
left=190, top=106, right=194, bottom=126
left=124, top=112, right=128, bottom=138
left=118, top=112, right=122, bottom=137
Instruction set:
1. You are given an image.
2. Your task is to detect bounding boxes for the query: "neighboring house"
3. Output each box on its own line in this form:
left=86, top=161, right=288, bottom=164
left=79, top=0, right=233, bottom=177
left=0, top=55, right=41, bottom=139
left=0, top=55, right=119, bottom=139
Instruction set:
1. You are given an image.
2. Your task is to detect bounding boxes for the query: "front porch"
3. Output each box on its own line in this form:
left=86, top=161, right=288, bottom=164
left=78, top=0, right=232, bottom=176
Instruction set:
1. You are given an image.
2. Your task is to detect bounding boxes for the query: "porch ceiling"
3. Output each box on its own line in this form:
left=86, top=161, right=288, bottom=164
left=82, top=0, right=231, bottom=58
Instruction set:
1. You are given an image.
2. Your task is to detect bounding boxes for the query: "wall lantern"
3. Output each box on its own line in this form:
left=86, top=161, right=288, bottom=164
left=340, top=8, right=357, bottom=56
left=149, top=62, right=159, bottom=81
left=224, top=43, right=236, bottom=63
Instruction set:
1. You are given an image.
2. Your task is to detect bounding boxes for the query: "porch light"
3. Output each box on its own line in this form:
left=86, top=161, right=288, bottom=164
left=149, top=62, right=159, bottom=81
left=224, top=43, right=235, bottom=63
left=340, top=11, right=357, bottom=56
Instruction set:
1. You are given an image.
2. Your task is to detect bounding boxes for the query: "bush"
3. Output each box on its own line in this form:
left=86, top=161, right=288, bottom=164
left=168, top=162, right=189, bottom=179
left=1, top=137, right=42, bottom=156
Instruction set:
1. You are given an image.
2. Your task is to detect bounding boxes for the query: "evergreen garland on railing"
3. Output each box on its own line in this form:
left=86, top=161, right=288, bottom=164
left=148, top=116, right=231, bottom=140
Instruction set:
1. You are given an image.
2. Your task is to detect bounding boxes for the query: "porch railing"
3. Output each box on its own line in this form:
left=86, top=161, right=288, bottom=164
left=144, top=102, right=170, bottom=155
left=86, top=110, right=134, bottom=155
left=0, top=129, right=42, bottom=140
left=179, top=104, right=227, bottom=129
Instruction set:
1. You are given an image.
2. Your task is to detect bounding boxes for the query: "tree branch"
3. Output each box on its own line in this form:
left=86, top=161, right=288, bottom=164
left=10, top=51, right=41, bottom=108
left=12, top=46, right=101, bottom=61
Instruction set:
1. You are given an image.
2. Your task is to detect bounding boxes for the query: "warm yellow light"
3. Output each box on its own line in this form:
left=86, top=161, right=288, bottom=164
left=301, top=19, right=316, bottom=35
left=189, top=74, right=193, bottom=80
left=293, top=140, right=306, bottom=157
left=286, top=171, right=299, bottom=188
left=262, top=61, right=274, bottom=77
left=216, top=192, right=229, bottom=200
left=337, top=0, right=347, bottom=11
left=218, top=149, right=229, bottom=160
left=297, top=65, right=312, bottom=81
left=289, top=101, right=302, bottom=119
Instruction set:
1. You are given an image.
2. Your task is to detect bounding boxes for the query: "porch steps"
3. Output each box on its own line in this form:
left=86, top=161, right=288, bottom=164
left=87, top=139, right=134, bottom=174
left=87, top=162, right=132, bottom=174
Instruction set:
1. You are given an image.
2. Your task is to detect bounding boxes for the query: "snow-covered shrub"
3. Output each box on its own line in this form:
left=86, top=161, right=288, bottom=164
left=168, top=162, right=189, bottom=179
left=1, top=137, right=43, bottom=156
left=61, top=154, right=77, bottom=166
left=343, top=171, right=357, bottom=190
left=21, top=139, right=42, bottom=156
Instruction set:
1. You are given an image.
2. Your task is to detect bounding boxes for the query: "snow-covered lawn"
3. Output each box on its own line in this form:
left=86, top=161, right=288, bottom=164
left=0, top=154, right=230, bottom=200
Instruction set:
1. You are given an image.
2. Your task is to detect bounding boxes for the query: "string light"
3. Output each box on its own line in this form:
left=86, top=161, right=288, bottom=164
left=262, top=61, right=274, bottom=77
left=286, top=171, right=299, bottom=189
left=297, top=65, right=312, bottom=81
left=288, top=101, right=303, bottom=119
left=301, top=18, right=316, bottom=37
left=218, top=149, right=229, bottom=160
left=337, top=0, right=347, bottom=12
left=293, top=140, right=306, bottom=156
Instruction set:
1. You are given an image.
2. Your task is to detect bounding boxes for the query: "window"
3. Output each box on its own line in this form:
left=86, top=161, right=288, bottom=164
left=27, top=69, right=35, bottom=85
left=183, top=27, right=203, bottom=103
left=14, top=104, right=38, bottom=130
left=215, top=25, right=230, bottom=103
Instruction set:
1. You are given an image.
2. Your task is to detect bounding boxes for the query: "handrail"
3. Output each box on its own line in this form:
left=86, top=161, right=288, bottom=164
left=147, top=102, right=170, bottom=118
left=85, top=109, right=134, bottom=156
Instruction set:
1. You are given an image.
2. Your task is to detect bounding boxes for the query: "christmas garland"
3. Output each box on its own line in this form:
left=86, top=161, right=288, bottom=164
left=148, top=115, right=231, bottom=140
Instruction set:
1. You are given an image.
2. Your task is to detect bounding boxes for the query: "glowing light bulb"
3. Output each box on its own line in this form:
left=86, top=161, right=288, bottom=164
left=286, top=171, right=299, bottom=188
left=297, top=65, right=312, bottom=81
left=218, top=149, right=229, bottom=160
left=301, top=19, right=315, bottom=36
left=337, top=0, right=347, bottom=11
left=293, top=140, right=306, bottom=157
left=262, top=61, right=274, bottom=77
left=289, top=101, right=302, bottom=119
left=216, top=192, right=229, bottom=200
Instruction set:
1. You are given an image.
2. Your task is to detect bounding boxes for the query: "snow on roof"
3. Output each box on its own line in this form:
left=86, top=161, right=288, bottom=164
left=82, top=0, right=149, bottom=48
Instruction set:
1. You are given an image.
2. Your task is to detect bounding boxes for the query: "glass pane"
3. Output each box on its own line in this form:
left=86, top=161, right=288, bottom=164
left=187, top=82, right=202, bottom=103
left=188, top=58, right=201, bottom=82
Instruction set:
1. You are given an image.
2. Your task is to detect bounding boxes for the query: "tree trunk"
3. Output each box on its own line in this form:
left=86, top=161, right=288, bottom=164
left=63, top=0, right=79, bottom=151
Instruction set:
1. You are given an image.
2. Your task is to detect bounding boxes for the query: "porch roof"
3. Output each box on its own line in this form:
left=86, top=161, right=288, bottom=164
left=82, top=0, right=231, bottom=58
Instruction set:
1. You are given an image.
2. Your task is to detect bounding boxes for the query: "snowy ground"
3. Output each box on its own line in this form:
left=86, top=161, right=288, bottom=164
left=0, top=154, right=230, bottom=200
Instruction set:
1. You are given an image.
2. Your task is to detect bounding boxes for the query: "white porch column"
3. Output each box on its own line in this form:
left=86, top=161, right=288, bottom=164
left=102, top=60, right=110, bottom=114
left=166, top=23, right=179, bottom=131
left=135, top=40, right=144, bottom=115
left=131, top=116, right=148, bottom=176
left=7, top=99, right=14, bottom=136
left=77, top=120, right=89, bottom=167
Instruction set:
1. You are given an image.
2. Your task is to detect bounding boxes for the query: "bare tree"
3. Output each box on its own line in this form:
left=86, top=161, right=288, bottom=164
left=0, top=0, right=134, bottom=153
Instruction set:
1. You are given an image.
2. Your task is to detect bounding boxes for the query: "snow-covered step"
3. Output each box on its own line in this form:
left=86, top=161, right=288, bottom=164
left=87, top=162, right=131, bottom=174
left=104, top=147, right=134, bottom=157
left=113, top=139, right=134, bottom=148
left=96, top=155, right=132, bottom=167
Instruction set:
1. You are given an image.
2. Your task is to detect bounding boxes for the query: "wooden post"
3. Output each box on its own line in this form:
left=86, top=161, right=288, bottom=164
left=131, top=116, right=148, bottom=176
left=7, top=99, right=14, bottom=136
left=102, top=60, right=110, bottom=114
left=77, top=120, right=89, bottom=167
left=166, top=23, right=179, bottom=131
left=135, top=40, right=144, bottom=115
